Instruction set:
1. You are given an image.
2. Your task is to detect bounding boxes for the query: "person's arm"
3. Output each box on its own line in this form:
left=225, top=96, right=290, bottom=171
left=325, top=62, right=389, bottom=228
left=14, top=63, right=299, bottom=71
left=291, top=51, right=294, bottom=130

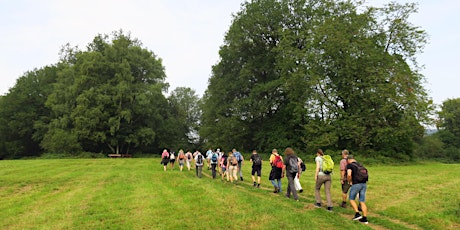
left=315, top=158, right=320, bottom=182
left=347, top=168, right=353, bottom=185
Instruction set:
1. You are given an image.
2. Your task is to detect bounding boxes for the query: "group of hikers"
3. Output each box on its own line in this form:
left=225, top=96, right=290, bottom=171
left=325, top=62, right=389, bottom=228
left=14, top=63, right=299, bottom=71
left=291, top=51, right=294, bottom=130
left=160, top=147, right=369, bottom=225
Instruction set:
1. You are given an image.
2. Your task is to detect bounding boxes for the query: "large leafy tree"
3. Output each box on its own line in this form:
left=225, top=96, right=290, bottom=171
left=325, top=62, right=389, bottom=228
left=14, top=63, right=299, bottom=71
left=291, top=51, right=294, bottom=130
left=44, top=31, right=168, bottom=154
left=0, top=66, right=57, bottom=158
left=202, top=0, right=431, bottom=157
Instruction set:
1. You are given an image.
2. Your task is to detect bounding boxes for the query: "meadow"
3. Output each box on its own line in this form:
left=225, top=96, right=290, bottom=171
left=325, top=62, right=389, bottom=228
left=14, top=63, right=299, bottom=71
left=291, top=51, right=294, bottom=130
left=0, top=158, right=458, bottom=229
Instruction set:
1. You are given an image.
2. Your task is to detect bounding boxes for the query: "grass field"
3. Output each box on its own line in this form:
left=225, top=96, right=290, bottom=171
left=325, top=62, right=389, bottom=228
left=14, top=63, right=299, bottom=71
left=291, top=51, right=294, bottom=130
left=0, top=158, right=459, bottom=229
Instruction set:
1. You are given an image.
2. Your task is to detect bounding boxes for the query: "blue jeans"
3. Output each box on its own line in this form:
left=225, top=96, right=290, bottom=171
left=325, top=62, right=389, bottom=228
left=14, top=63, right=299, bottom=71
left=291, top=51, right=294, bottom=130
left=270, top=179, right=282, bottom=192
left=349, top=183, right=367, bottom=202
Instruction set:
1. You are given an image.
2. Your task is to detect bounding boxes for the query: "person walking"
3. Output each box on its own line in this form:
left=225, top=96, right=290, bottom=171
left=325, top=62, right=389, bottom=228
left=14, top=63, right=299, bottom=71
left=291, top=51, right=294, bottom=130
left=314, top=149, right=333, bottom=211
left=294, top=156, right=304, bottom=193
left=161, top=149, right=170, bottom=171
left=194, top=151, right=205, bottom=178
left=249, top=150, right=262, bottom=188
left=347, top=155, right=369, bottom=224
left=185, top=150, right=193, bottom=171
left=169, top=151, right=176, bottom=170
left=227, top=152, right=239, bottom=183
left=178, top=149, right=186, bottom=172
left=269, top=149, right=283, bottom=193
left=210, top=150, right=219, bottom=179
left=205, top=148, right=213, bottom=170
left=232, top=148, right=244, bottom=181
left=340, top=149, right=351, bottom=208
left=220, top=152, right=228, bottom=181
left=283, top=148, right=300, bottom=201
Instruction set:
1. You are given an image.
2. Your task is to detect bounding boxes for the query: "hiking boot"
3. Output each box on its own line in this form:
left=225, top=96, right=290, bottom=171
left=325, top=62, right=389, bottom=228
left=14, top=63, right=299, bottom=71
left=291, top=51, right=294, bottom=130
left=340, top=201, right=347, bottom=208
left=273, top=187, right=278, bottom=193
left=240, top=176, right=244, bottom=181
left=257, top=184, right=260, bottom=188
left=253, top=182, right=257, bottom=187
left=314, top=203, right=322, bottom=208
left=352, top=213, right=363, bottom=221
left=359, top=217, right=368, bottom=224
left=327, top=207, right=333, bottom=212
left=299, top=189, right=303, bottom=193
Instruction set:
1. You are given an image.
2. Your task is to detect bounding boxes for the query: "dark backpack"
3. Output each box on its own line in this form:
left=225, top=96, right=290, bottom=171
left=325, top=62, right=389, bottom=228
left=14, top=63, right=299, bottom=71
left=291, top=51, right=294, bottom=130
left=300, top=161, right=306, bottom=172
left=253, top=154, right=262, bottom=166
left=197, top=155, right=204, bottom=165
left=288, top=157, right=299, bottom=173
left=352, top=162, right=368, bottom=183
left=211, top=153, right=218, bottom=164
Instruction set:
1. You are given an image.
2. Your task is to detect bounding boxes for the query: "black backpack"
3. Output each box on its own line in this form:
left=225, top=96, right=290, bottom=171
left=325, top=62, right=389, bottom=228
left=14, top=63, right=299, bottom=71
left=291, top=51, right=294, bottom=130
left=253, top=154, right=262, bottom=166
left=352, top=162, right=368, bottom=183
left=197, top=154, right=204, bottom=165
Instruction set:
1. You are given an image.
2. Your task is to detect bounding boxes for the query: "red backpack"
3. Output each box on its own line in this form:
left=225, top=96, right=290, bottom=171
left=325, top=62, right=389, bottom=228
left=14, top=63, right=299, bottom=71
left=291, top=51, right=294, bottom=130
left=273, top=155, right=283, bottom=168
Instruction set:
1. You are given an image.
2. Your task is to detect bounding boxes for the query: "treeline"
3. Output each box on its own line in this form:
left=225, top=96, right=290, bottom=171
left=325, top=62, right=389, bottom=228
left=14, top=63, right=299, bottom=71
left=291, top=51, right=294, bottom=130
left=0, top=0, right=458, bottom=161
left=0, top=31, right=202, bottom=158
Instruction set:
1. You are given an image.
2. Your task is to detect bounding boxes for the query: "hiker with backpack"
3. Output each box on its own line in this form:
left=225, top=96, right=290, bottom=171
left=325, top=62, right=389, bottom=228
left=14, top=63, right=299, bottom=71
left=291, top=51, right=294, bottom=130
left=232, top=148, right=244, bottom=181
left=226, top=152, right=239, bottom=183
left=161, top=149, right=170, bottom=171
left=210, top=150, right=219, bottom=179
left=220, top=152, right=228, bottom=181
left=206, top=148, right=213, bottom=170
left=194, top=151, right=205, bottom=178
left=185, top=150, right=193, bottom=171
left=314, top=149, right=333, bottom=211
left=340, top=149, right=351, bottom=208
left=249, top=150, right=262, bottom=188
left=282, top=147, right=301, bottom=201
left=178, top=149, right=186, bottom=172
left=169, top=151, right=176, bottom=170
left=346, top=155, right=369, bottom=224
left=269, top=149, right=283, bottom=193
left=294, top=156, right=305, bottom=193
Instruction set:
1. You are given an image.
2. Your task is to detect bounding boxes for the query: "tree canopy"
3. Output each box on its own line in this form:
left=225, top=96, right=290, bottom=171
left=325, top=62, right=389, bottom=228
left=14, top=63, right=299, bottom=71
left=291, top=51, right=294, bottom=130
left=201, top=0, right=432, bottom=158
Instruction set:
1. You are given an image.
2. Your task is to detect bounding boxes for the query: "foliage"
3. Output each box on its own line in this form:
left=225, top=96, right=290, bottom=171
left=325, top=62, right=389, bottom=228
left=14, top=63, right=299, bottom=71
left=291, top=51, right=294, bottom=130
left=201, top=0, right=431, bottom=158
left=437, top=98, right=460, bottom=148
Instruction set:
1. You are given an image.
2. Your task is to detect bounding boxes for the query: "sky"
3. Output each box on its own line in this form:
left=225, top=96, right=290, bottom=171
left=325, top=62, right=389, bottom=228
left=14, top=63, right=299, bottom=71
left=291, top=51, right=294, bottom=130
left=0, top=0, right=459, bottom=106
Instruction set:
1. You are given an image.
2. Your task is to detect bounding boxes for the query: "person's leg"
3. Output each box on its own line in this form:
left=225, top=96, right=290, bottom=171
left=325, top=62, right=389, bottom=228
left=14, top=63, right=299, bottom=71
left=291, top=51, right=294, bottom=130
left=257, top=168, right=261, bottom=186
left=228, top=166, right=234, bottom=182
left=277, top=179, right=282, bottom=193
left=212, top=164, right=217, bottom=178
left=198, top=166, right=203, bottom=178
left=233, top=166, right=238, bottom=181
left=238, top=162, right=243, bottom=180
left=195, top=165, right=198, bottom=177
left=325, top=175, right=333, bottom=208
left=315, top=175, right=325, bottom=206
left=349, top=184, right=363, bottom=220
left=294, top=173, right=301, bottom=191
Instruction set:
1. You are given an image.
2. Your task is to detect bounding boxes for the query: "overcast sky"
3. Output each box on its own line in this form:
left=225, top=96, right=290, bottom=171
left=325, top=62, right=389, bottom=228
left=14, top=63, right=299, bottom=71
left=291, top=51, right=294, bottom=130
left=1, top=0, right=458, bottom=105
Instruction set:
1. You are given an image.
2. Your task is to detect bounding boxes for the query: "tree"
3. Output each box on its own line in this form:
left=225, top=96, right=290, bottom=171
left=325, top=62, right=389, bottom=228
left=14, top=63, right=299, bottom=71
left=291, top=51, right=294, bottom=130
left=44, top=31, right=169, bottom=154
left=0, top=66, right=58, bottom=158
left=201, top=0, right=431, bottom=157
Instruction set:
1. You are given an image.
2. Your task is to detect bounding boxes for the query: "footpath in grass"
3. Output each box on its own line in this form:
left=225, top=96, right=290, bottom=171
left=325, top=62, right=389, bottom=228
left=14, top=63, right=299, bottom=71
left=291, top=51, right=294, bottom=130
left=0, top=158, right=458, bottom=229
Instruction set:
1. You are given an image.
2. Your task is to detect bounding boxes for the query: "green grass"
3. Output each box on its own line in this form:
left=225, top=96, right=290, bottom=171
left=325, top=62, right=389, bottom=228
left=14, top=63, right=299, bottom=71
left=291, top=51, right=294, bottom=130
left=0, top=159, right=458, bottom=229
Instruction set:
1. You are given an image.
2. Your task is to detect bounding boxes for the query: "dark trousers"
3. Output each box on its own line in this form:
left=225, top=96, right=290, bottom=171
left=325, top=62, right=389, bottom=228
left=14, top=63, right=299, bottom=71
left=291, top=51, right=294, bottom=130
left=211, top=164, right=217, bottom=178
left=286, top=172, right=299, bottom=200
